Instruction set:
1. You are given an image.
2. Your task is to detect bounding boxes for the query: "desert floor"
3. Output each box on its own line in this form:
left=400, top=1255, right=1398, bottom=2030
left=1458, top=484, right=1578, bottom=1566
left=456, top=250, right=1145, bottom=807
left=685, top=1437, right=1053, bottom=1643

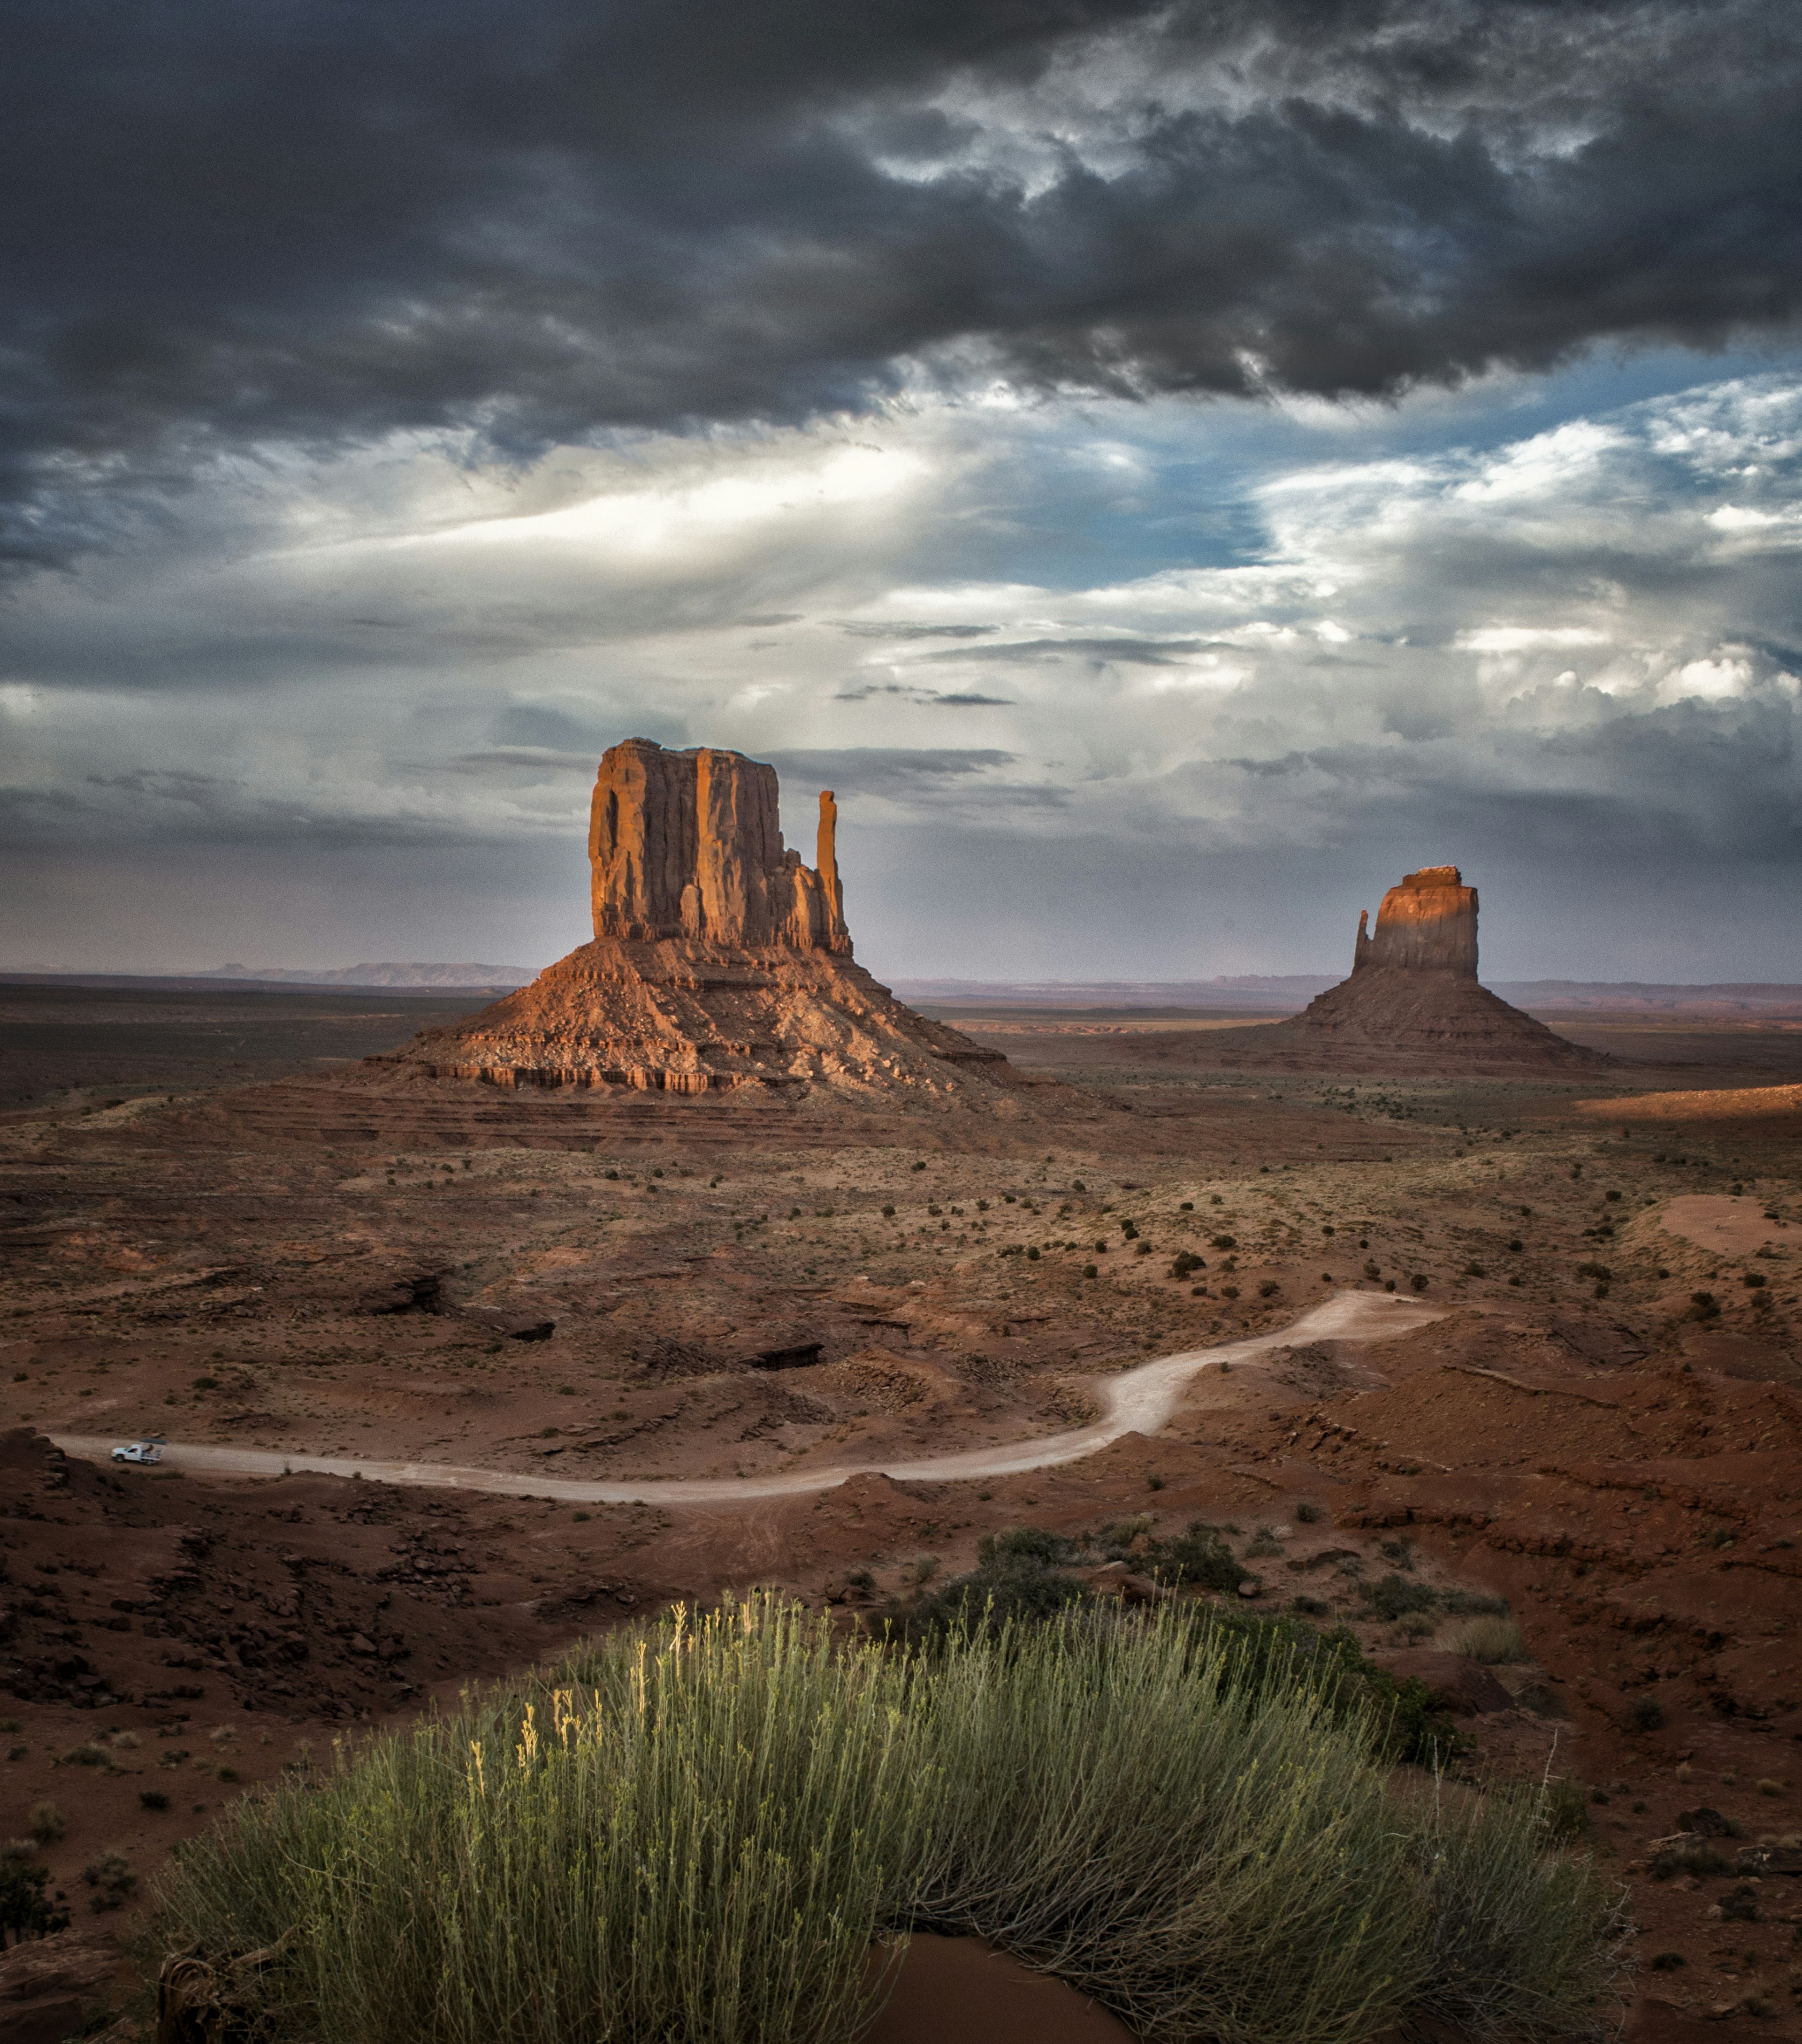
left=2, top=981, right=1800, bottom=2043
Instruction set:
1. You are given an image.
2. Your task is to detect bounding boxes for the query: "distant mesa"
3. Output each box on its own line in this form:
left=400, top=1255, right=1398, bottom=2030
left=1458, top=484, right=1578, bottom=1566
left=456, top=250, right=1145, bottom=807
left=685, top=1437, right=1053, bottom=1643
left=202, top=962, right=538, bottom=989
left=1215, top=865, right=1609, bottom=1071
left=373, top=738, right=1031, bottom=1100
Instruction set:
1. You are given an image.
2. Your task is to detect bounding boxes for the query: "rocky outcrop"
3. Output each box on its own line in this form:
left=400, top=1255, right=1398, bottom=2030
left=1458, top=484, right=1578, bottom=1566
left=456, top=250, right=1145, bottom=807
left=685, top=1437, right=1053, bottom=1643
left=376, top=742, right=1029, bottom=1102
left=1214, top=864, right=1608, bottom=1072
left=589, top=740, right=848, bottom=952
left=1352, top=866, right=1478, bottom=975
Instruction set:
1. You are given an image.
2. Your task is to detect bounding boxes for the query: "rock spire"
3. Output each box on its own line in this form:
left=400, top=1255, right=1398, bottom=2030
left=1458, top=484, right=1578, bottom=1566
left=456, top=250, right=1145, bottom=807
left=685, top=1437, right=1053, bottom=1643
left=589, top=740, right=849, bottom=952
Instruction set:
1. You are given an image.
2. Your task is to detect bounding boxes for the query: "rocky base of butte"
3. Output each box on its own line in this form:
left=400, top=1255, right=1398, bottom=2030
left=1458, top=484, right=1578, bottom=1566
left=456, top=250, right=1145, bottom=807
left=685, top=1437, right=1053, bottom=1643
left=374, top=740, right=1029, bottom=1101
left=1216, top=866, right=1609, bottom=1072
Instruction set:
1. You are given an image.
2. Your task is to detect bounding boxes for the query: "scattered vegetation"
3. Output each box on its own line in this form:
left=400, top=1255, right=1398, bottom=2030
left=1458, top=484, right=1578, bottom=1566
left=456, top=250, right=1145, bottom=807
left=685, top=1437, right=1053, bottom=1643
left=156, top=1597, right=1628, bottom=2044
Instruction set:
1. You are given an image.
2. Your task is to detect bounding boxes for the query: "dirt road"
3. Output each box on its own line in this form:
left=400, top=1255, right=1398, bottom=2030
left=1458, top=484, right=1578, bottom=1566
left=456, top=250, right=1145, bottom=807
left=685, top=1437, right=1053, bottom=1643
left=53, top=1291, right=1440, bottom=1507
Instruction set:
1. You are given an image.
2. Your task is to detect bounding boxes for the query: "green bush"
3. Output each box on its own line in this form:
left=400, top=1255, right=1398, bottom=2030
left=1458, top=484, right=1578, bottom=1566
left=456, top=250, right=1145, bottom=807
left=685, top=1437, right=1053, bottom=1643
left=1163, top=1520, right=1248, bottom=1594
left=155, top=1599, right=1630, bottom=2044
left=1, top=1859, right=69, bottom=1945
left=161, top=1602, right=922, bottom=2044
left=1360, top=1573, right=1439, bottom=1622
left=1397, top=1777, right=1632, bottom=2038
left=896, top=1527, right=1086, bottom=1636
left=1440, top=1589, right=1511, bottom=1617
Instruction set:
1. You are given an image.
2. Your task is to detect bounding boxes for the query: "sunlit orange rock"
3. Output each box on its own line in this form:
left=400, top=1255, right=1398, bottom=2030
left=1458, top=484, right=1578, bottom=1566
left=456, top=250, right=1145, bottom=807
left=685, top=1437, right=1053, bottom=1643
left=376, top=742, right=1023, bottom=1100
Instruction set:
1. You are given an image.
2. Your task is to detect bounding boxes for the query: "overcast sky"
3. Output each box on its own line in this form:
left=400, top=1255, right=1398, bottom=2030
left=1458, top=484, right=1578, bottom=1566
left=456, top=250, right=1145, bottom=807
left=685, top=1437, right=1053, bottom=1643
left=5, top=0, right=1801, bottom=982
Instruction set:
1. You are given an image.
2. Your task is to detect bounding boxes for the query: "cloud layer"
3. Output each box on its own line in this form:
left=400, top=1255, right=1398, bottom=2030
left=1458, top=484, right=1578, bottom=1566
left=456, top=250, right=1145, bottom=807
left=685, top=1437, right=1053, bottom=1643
left=4, top=364, right=1800, bottom=976
left=6, top=1, right=1802, bottom=977
left=7, top=0, right=1802, bottom=570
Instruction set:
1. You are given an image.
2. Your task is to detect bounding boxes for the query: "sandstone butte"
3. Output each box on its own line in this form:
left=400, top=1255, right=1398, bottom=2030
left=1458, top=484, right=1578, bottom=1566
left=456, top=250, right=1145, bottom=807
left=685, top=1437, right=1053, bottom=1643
left=1214, top=864, right=1609, bottom=1071
left=374, top=739, right=1031, bottom=1100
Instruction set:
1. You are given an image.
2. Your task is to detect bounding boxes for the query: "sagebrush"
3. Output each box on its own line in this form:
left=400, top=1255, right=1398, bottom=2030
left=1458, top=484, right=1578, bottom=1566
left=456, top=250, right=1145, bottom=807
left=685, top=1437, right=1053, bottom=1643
left=157, top=1597, right=1630, bottom=2044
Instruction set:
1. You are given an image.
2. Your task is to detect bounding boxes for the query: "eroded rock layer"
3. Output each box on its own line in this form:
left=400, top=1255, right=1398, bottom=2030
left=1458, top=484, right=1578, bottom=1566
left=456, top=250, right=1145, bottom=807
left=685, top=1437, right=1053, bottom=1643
left=380, top=937, right=1023, bottom=1097
left=376, top=741, right=1026, bottom=1099
left=1217, top=865, right=1606, bottom=1071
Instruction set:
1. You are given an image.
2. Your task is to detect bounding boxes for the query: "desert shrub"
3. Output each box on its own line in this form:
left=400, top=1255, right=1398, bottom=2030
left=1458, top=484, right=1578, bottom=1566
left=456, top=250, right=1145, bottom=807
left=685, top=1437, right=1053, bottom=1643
left=161, top=1601, right=925, bottom=2044
left=139, top=1789, right=170, bottom=1811
left=1398, top=1777, right=1632, bottom=2039
left=26, top=1802, right=63, bottom=1846
left=81, top=1852, right=138, bottom=1913
left=1, top=1859, right=69, bottom=1945
left=1441, top=1589, right=1511, bottom=1617
left=895, top=1527, right=1087, bottom=1637
left=1162, top=1521, right=1248, bottom=1594
left=1650, top=1840, right=1730, bottom=1880
left=1718, top=1884, right=1760, bottom=1922
left=907, top=1610, right=1422, bottom=2044
left=1360, top=1573, right=1439, bottom=1622
left=1535, top=1778, right=1590, bottom=1847
left=1443, top=1616, right=1524, bottom=1664
left=1627, top=1695, right=1665, bottom=1731
left=1295, top=1501, right=1322, bottom=1524
left=156, top=1600, right=1630, bottom=2044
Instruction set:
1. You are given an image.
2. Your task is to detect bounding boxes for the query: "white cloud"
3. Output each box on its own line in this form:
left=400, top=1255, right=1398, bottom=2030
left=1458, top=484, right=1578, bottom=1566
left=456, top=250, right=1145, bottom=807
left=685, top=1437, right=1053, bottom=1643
left=1457, top=626, right=1611, bottom=653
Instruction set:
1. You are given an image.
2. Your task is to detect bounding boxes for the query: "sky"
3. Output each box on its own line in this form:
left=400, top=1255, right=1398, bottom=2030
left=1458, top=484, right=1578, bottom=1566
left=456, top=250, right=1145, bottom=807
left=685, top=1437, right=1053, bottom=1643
left=4, top=0, right=1802, bottom=984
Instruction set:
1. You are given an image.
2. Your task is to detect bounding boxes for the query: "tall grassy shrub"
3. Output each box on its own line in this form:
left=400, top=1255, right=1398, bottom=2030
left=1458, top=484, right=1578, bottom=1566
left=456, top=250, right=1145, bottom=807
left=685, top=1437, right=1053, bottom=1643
left=906, top=1613, right=1420, bottom=2044
left=156, top=1597, right=1628, bottom=2044
left=157, top=1602, right=926, bottom=2044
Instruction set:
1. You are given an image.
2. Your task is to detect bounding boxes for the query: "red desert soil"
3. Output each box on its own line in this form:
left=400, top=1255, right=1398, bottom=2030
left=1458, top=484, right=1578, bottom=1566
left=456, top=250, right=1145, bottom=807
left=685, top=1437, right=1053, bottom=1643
left=7, top=980, right=1802, bottom=2035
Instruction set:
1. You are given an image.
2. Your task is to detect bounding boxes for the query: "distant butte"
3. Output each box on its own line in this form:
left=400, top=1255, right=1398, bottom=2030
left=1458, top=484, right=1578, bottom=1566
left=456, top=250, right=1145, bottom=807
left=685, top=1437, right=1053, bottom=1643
left=1214, top=865, right=1610, bottom=1072
left=372, top=739, right=1035, bottom=1102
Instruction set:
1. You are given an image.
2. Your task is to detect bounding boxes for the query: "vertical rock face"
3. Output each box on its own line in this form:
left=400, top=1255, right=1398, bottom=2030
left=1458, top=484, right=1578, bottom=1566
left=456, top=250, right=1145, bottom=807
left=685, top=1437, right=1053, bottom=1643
left=588, top=740, right=849, bottom=952
left=1352, top=865, right=1480, bottom=976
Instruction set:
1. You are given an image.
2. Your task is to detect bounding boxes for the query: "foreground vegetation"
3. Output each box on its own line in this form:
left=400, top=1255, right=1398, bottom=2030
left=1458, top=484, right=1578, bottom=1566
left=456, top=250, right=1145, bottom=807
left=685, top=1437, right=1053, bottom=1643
left=156, top=1596, right=1630, bottom=2044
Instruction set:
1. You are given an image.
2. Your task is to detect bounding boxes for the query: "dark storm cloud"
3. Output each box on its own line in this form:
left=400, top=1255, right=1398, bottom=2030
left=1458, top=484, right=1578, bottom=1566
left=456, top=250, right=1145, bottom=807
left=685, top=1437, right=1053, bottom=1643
left=836, top=623, right=1001, bottom=640
left=1208, top=695, right=1802, bottom=862
left=448, top=748, right=596, bottom=774
left=763, top=747, right=1019, bottom=796
left=832, top=682, right=1015, bottom=702
left=6, top=0, right=1802, bottom=569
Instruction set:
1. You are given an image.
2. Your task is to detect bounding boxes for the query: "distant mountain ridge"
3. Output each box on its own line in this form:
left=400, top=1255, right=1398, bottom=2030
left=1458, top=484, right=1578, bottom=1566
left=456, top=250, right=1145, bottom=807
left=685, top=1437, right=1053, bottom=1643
left=894, top=976, right=1802, bottom=1016
left=204, top=962, right=540, bottom=988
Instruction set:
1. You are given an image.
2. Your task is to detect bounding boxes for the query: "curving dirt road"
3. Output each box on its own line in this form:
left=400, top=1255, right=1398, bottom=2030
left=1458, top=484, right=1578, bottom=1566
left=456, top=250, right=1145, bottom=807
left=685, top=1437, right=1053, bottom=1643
left=53, top=1291, right=1440, bottom=1508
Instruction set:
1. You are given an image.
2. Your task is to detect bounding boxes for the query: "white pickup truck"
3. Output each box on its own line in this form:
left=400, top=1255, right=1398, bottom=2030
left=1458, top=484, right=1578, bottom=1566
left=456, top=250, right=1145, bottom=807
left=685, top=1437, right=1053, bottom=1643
left=110, top=1440, right=164, bottom=1466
